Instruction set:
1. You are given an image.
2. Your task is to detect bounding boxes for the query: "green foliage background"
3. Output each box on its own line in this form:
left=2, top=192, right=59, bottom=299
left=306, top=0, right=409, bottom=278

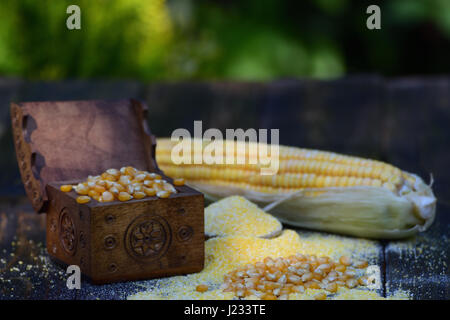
left=0, top=0, right=449, bottom=80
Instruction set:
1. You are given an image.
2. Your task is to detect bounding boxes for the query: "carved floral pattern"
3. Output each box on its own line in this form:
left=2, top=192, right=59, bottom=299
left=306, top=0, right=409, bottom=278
left=59, top=210, right=77, bottom=254
left=130, top=220, right=166, bottom=257
left=125, top=214, right=171, bottom=261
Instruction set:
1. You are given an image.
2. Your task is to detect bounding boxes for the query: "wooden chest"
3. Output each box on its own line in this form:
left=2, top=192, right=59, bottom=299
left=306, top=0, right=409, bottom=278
left=10, top=99, right=204, bottom=284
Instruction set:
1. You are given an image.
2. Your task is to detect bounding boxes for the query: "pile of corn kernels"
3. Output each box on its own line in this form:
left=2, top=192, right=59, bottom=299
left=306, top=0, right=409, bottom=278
left=60, top=166, right=185, bottom=204
left=128, top=228, right=409, bottom=300
left=221, top=254, right=369, bottom=300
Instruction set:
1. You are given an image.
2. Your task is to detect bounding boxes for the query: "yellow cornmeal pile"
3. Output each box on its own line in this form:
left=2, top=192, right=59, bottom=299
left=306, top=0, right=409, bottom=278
left=128, top=230, right=410, bottom=300
left=205, top=196, right=282, bottom=238
left=128, top=196, right=410, bottom=300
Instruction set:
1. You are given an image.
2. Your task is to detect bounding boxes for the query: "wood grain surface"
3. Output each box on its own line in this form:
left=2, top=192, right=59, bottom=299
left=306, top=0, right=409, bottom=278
left=10, top=99, right=158, bottom=212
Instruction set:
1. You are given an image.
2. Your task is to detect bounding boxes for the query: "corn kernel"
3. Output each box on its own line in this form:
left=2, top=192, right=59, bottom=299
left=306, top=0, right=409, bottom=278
left=94, top=185, right=106, bottom=194
left=143, top=180, right=153, bottom=187
left=96, top=180, right=106, bottom=187
left=163, top=183, right=177, bottom=193
left=75, top=184, right=89, bottom=195
left=173, top=178, right=185, bottom=186
left=134, top=174, right=146, bottom=182
left=103, top=174, right=116, bottom=182
left=156, top=190, right=170, bottom=198
left=106, top=168, right=120, bottom=177
left=314, top=293, right=327, bottom=300
left=339, top=256, right=352, bottom=266
left=325, top=282, right=338, bottom=293
left=125, top=166, right=137, bottom=176
left=102, top=191, right=114, bottom=202
left=114, top=183, right=125, bottom=192
left=149, top=173, right=162, bottom=180
left=119, top=175, right=131, bottom=186
left=354, top=260, right=369, bottom=269
left=127, top=185, right=134, bottom=195
left=76, top=196, right=91, bottom=204
left=60, top=185, right=72, bottom=192
left=144, top=187, right=156, bottom=196
left=335, top=264, right=346, bottom=272
left=134, top=191, right=146, bottom=199
left=109, top=187, right=119, bottom=195
left=196, top=284, right=209, bottom=293
left=118, top=192, right=132, bottom=202
left=88, top=190, right=99, bottom=198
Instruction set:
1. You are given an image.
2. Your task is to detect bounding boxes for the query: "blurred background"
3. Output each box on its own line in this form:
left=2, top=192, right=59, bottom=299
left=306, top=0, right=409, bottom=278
left=0, top=0, right=449, bottom=202
left=1, top=0, right=450, bottom=80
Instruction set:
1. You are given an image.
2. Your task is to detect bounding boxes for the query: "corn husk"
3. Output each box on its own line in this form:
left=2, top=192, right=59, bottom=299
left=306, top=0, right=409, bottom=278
left=184, top=172, right=436, bottom=239
left=156, top=138, right=436, bottom=239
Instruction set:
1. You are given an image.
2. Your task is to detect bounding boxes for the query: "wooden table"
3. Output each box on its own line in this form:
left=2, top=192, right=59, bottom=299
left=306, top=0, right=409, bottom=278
left=0, top=77, right=449, bottom=299
left=0, top=198, right=448, bottom=300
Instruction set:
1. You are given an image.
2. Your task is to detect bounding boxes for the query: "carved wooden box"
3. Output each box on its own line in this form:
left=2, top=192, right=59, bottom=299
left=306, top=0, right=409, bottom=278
left=10, top=99, right=204, bottom=284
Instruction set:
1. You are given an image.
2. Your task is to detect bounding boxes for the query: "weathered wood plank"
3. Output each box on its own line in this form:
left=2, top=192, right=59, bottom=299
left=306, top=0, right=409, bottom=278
left=385, top=203, right=450, bottom=299
left=0, top=78, right=25, bottom=197
left=384, top=77, right=450, bottom=200
left=74, top=279, right=145, bottom=300
left=384, top=78, right=450, bottom=300
left=258, top=77, right=386, bottom=159
left=17, top=80, right=144, bottom=102
left=145, top=82, right=263, bottom=137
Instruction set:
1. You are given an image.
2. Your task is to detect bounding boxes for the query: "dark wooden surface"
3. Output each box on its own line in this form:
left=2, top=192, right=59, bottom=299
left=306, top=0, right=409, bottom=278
left=1, top=199, right=448, bottom=300
left=0, top=77, right=449, bottom=299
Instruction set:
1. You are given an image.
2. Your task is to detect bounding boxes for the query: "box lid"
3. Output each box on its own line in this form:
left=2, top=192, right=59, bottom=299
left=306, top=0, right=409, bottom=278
left=10, top=99, right=158, bottom=213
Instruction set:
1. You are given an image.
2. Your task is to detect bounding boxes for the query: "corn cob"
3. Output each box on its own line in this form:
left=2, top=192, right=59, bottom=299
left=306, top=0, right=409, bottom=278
left=156, top=138, right=436, bottom=239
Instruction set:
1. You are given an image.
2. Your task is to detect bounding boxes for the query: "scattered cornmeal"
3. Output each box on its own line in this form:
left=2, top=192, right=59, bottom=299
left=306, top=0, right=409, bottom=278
left=196, top=284, right=209, bottom=293
left=69, top=166, right=182, bottom=203
left=128, top=229, right=410, bottom=300
left=205, top=196, right=282, bottom=238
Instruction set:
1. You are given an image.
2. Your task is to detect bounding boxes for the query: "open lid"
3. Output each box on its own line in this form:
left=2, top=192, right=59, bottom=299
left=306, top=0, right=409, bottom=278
left=10, top=99, right=158, bottom=213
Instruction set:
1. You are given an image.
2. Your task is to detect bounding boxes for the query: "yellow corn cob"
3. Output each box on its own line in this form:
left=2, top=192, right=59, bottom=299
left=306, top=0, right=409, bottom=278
left=156, top=138, right=436, bottom=239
